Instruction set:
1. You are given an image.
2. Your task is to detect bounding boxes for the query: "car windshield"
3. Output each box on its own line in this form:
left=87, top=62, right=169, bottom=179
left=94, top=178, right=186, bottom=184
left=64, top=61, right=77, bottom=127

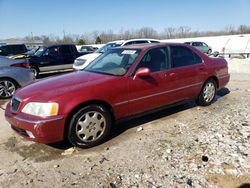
left=85, top=48, right=140, bottom=76
left=95, top=42, right=122, bottom=53
left=34, top=46, right=45, bottom=57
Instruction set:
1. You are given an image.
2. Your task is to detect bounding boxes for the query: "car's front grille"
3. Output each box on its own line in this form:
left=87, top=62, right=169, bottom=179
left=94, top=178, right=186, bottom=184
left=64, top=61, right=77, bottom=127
left=11, top=97, right=21, bottom=112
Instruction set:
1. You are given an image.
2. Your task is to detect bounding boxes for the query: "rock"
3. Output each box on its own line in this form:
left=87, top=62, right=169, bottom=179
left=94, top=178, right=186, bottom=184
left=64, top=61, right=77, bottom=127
left=242, top=123, right=249, bottom=126
left=71, top=181, right=78, bottom=186
left=134, top=174, right=139, bottom=179
left=225, top=168, right=238, bottom=176
left=137, top=127, right=143, bottom=132
left=187, top=179, right=192, bottom=186
left=61, top=147, right=76, bottom=156
left=110, top=182, right=117, bottom=188
left=53, top=164, right=60, bottom=168
left=202, top=155, right=209, bottom=162
left=166, top=149, right=172, bottom=154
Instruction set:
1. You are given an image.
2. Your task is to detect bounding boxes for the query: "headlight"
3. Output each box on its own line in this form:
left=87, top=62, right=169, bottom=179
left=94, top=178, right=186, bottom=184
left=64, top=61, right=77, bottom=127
left=22, top=102, right=59, bottom=117
left=74, top=59, right=86, bottom=66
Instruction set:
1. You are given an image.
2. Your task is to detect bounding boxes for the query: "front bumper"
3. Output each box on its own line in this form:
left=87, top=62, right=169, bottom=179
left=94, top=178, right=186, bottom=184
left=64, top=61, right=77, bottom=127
left=5, top=103, right=66, bottom=144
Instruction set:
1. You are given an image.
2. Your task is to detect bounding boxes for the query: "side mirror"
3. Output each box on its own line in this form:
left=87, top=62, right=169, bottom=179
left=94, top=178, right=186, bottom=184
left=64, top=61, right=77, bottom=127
left=133, top=67, right=150, bottom=80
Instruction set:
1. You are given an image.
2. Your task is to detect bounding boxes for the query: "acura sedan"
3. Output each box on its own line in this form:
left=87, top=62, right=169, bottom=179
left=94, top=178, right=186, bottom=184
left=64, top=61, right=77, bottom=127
left=5, top=43, right=230, bottom=148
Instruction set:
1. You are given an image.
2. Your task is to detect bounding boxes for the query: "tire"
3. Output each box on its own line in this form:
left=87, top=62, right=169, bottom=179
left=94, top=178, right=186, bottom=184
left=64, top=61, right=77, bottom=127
left=196, top=79, right=217, bottom=106
left=30, top=66, right=39, bottom=77
left=207, top=49, right=212, bottom=54
left=67, top=104, right=112, bottom=148
left=0, top=78, right=18, bottom=99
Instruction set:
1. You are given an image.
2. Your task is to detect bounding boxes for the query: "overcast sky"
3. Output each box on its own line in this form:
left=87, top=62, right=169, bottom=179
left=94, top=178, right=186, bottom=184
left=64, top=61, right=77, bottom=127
left=0, top=0, right=250, bottom=38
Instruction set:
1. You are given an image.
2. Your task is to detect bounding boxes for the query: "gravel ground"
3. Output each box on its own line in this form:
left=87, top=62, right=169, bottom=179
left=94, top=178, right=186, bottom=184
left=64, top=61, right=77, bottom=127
left=0, top=72, right=249, bottom=188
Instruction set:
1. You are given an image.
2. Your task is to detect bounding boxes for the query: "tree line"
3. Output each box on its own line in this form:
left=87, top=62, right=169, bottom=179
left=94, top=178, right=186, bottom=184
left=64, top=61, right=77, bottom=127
left=21, top=24, right=250, bottom=45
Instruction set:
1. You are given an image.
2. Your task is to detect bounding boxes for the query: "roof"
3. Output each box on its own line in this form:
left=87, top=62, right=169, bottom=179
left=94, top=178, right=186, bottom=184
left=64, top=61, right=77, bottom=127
left=114, top=42, right=187, bottom=50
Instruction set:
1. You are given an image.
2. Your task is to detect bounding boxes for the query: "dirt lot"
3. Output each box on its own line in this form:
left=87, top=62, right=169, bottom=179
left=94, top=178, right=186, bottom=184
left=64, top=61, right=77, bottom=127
left=0, top=73, right=250, bottom=188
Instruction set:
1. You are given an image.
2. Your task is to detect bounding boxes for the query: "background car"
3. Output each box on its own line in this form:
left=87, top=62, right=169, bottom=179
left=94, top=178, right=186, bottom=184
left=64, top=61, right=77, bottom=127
left=73, top=38, right=160, bottom=70
left=0, top=56, right=34, bottom=99
left=5, top=43, right=229, bottom=148
left=184, top=41, right=212, bottom=54
left=78, top=45, right=97, bottom=53
left=10, top=44, right=90, bottom=77
left=0, top=44, right=28, bottom=56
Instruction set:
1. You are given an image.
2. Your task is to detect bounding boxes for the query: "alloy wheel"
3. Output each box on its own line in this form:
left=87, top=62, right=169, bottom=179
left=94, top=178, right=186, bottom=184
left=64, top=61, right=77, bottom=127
left=75, top=111, right=106, bottom=142
left=0, top=80, right=16, bottom=98
left=203, top=82, right=216, bottom=103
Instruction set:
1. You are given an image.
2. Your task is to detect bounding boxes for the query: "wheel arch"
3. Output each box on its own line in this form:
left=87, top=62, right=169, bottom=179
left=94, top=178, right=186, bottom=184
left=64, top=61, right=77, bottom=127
left=204, top=76, right=219, bottom=88
left=0, top=77, right=20, bottom=87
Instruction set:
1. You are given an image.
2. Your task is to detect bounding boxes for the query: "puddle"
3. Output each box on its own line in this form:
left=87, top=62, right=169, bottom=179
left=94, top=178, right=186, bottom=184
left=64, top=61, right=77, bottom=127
left=3, top=137, right=64, bottom=162
left=0, top=99, right=9, bottom=108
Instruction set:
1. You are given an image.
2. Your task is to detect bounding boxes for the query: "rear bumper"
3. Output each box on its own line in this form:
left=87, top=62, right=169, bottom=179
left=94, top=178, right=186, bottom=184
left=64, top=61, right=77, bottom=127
left=218, top=74, right=230, bottom=89
left=5, top=103, right=66, bottom=144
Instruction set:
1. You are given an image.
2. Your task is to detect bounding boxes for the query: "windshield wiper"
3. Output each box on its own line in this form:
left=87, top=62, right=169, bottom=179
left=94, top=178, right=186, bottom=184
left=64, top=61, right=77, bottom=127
left=85, top=70, right=117, bottom=76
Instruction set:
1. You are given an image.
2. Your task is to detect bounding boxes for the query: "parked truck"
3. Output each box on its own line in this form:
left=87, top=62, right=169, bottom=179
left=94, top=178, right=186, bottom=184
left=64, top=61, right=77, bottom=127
left=11, top=44, right=91, bottom=77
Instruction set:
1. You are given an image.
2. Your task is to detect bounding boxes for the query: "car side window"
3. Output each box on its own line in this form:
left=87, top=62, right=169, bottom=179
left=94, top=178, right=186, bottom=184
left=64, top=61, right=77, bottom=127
left=150, top=40, right=160, bottom=43
left=60, top=46, right=71, bottom=54
left=136, top=47, right=169, bottom=73
left=170, top=46, right=202, bottom=68
left=46, top=47, right=59, bottom=56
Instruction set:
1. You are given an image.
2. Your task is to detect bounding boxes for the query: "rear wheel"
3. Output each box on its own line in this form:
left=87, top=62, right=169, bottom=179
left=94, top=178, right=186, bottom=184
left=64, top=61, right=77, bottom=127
left=30, top=66, right=39, bottom=77
left=67, top=104, right=112, bottom=148
left=0, top=78, right=18, bottom=99
left=196, top=79, right=217, bottom=106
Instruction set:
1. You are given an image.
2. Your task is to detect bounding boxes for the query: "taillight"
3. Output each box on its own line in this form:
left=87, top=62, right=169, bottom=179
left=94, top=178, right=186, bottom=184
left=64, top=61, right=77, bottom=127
left=11, top=63, right=30, bottom=69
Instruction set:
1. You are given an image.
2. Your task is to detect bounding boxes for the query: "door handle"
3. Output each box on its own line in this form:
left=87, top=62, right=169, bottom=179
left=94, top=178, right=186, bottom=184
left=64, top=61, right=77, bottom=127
left=199, top=67, right=205, bottom=71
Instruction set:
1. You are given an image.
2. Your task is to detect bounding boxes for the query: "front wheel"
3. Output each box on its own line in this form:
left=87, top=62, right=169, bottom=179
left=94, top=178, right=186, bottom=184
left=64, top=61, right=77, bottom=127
left=0, top=78, right=18, bottom=99
left=196, top=79, right=217, bottom=106
left=67, top=104, right=112, bottom=148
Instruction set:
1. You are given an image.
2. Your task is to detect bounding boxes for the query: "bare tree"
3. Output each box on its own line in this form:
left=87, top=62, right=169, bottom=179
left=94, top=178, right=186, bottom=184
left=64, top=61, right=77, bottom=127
left=238, top=25, right=248, bottom=34
left=136, top=27, right=158, bottom=38
left=177, top=26, right=191, bottom=38
left=225, top=25, right=235, bottom=35
left=164, top=27, right=176, bottom=39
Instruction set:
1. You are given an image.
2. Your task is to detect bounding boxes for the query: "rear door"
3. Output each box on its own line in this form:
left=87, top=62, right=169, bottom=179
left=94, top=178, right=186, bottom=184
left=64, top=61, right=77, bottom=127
left=59, top=45, right=75, bottom=69
left=38, top=46, right=62, bottom=72
left=166, top=45, right=206, bottom=100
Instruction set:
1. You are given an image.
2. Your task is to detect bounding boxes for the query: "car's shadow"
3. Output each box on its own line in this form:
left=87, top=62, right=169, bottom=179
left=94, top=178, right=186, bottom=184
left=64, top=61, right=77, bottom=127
left=49, top=87, right=231, bottom=150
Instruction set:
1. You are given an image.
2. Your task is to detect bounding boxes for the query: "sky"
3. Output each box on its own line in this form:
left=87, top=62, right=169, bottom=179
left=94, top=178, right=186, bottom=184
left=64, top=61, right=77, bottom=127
left=0, top=0, right=250, bottom=39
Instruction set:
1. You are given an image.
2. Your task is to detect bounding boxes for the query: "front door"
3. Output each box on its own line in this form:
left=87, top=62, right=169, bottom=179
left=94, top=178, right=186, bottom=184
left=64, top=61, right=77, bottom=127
left=128, top=47, right=170, bottom=115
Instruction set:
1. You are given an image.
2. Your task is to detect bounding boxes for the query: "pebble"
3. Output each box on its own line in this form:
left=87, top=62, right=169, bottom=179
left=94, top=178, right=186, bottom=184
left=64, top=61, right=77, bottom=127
left=137, top=127, right=143, bottom=132
left=61, top=147, right=76, bottom=156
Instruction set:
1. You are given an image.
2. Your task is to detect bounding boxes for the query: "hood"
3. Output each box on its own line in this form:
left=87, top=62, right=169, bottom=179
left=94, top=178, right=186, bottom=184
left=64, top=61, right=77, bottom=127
left=15, top=71, right=114, bottom=101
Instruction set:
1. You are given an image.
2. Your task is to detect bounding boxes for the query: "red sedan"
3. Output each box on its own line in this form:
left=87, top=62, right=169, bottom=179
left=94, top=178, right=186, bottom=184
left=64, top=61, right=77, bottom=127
left=5, top=43, right=230, bottom=148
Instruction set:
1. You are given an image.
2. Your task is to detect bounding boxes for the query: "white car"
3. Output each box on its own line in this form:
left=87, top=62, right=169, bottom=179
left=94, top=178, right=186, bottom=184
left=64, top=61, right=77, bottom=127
left=73, top=38, right=160, bottom=70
